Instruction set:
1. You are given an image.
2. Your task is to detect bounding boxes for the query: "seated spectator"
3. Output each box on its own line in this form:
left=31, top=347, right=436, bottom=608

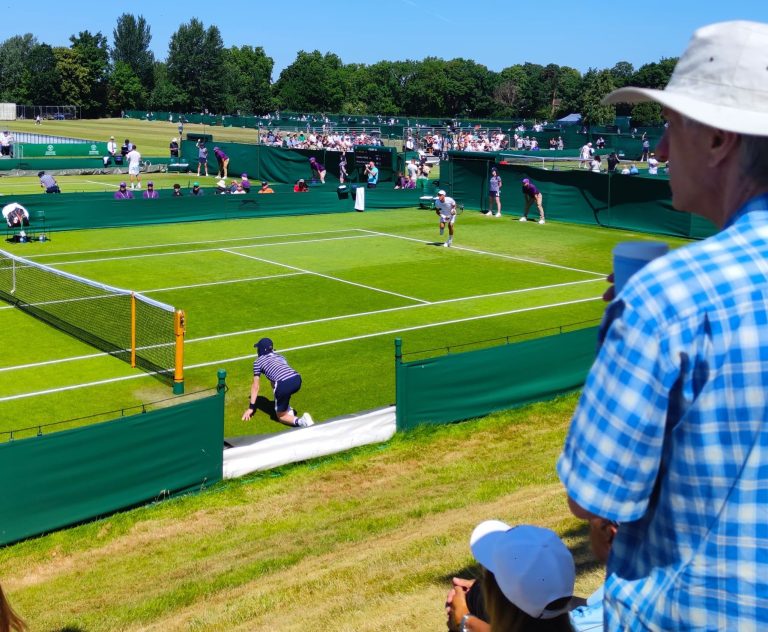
left=466, top=521, right=576, bottom=631
left=590, top=155, right=603, bottom=173
left=2, top=202, right=30, bottom=228
left=393, top=172, right=408, bottom=189
left=293, top=179, right=309, bottom=192
left=215, top=178, right=228, bottom=194
left=228, top=179, right=239, bottom=193
left=232, top=183, right=246, bottom=194
left=172, top=183, right=183, bottom=197
left=190, top=182, right=204, bottom=196
left=142, top=181, right=159, bottom=199
left=113, top=182, right=133, bottom=199
left=258, top=181, right=274, bottom=194
left=38, top=171, right=60, bottom=193
left=240, top=173, right=251, bottom=193
left=647, top=152, right=659, bottom=175
left=628, top=163, right=639, bottom=175
left=169, top=138, right=179, bottom=159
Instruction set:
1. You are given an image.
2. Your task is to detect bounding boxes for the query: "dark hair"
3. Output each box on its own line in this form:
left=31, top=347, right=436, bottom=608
left=0, top=583, right=27, bottom=632
left=482, top=569, right=574, bottom=632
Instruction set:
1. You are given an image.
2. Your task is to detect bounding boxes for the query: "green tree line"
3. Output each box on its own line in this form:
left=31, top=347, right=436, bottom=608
left=0, top=14, right=677, bottom=125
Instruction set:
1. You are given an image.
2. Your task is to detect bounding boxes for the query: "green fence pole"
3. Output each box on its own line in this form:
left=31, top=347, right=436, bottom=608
left=394, top=338, right=403, bottom=431
left=217, top=369, right=227, bottom=394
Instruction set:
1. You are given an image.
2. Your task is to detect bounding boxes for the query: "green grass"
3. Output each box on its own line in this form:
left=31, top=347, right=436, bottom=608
left=0, top=394, right=608, bottom=631
left=0, top=208, right=691, bottom=439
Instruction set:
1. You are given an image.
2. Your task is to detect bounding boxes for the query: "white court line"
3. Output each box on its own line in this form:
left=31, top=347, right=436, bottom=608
left=0, top=278, right=603, bottom=372
left=43, top=234, right=378, bottom=267
left=83, top=180, right=119, bottom=188
left=0, top=296, right=601, bottom=402
left=359, top=229, right=607, bottom=277
left=222, top=248, right=431, bottom=305
left=189, top=277, right=602, bottom=344
left=26, top=228, right=362, bottom=260
left=139, top=271, right=304, bottom=294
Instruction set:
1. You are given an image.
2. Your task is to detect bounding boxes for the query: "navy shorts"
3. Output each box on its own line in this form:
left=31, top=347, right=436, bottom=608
left=489, top=190, right=500, bottom=198
left=275, top=374, right=302, bottom=412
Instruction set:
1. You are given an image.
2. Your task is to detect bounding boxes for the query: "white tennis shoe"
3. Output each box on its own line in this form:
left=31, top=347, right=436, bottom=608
left=296, top=413, right=314, bottom=428
left=519, top=216, right=527, bottom=222
left=538, top=218, right=546, bottom=224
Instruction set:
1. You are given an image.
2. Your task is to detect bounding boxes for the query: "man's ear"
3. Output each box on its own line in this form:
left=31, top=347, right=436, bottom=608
left=708, top=129, right=741, bottom=168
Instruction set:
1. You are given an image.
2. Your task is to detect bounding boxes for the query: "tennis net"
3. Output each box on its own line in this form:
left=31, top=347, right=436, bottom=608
left=0, top=248, right=185, bottom=389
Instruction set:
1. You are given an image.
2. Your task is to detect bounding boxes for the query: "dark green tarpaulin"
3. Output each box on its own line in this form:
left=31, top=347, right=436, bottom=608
left=395, top=327, right=599, bottom=430
left=4, top=185, right=433, bottom=232
left=0, top=392, right=224, bottom=546
left=446, top=152, right=717, bottom=240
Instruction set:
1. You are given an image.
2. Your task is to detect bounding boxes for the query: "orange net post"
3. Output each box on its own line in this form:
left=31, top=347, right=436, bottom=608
left=173, top=309, right=186, bottom=394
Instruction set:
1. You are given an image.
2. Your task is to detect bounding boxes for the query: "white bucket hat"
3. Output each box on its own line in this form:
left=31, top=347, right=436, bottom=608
left=602, top=21, right=768, bottom=136
left=470, top=521, right=575, bottom=620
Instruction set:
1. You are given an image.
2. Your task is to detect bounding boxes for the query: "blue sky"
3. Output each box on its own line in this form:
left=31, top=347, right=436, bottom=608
left=4, top=0, right=768, bottom=78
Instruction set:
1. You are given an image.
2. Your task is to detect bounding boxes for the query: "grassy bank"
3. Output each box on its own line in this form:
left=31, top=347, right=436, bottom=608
left=0, top=393, right=602, bottom=631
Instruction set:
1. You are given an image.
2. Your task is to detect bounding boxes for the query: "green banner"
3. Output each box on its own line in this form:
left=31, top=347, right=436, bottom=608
left=0, top=391, right=224, bottom=546
left=395, top=327, right=599, bottom=431
left=18, top=142, right=107, bottom=157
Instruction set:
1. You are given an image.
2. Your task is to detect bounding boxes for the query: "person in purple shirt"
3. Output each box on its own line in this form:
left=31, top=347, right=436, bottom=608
left=114, top=182, right=134, bottom=199
left=142, top=181, right=159, bottom=199
left=240, top=173, right=251, bottom=193
left=519, top=178, right=546, bottom=224
left=213, top=146, right=229, bottom=179
left=309, top=156, right=326, bottom=184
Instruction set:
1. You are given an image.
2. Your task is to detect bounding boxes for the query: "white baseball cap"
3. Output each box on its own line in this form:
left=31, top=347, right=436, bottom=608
left=470, top=521, right=575, bottom=620
left=603, top=21, right=768, bottom=136
left=438, top=189, right=446, bottom=195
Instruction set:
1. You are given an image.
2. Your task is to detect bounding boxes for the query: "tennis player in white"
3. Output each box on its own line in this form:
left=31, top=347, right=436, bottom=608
left=434, top=189, right=457, bottom=247
left=126, top=144, right=142, bottom=190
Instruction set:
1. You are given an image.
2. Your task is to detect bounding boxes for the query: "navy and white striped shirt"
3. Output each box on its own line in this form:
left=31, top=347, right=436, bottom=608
left=252, top=352, right=298, bottom=384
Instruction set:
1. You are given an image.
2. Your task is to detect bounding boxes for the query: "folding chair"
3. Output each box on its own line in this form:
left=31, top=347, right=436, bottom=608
left=28, top=209, right=49, bottom=242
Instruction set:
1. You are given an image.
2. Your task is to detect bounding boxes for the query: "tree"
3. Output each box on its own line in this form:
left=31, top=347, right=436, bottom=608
left=553, top=67, right=583, bottom=119
left=273, top=50, right=346, bottom=113
left=23, top=44, right=60, bottom=105
left=0, top=34, right=37, bottom=102
left=107, top=61, right=146, bottom=114
left=494, top=65, right=532, bottom=118
left=111, top=13, right=155, bottom=90
left=631, top=101, right=663, bottom=126
left=53, top=47, right=93, bottom=111
left=222, top=45, right=274, bottom=114
left=400, top=57, right=450, bottom=116
left=609, top=61, right=635, bottom=87
left=166, top=19, right=225, bottom=112
left=147, top=62, right=188, bottom=112
left=631, top=58, right=678, bottom=89
left=69, top=31, right=110, bottom=116
left=579, top=69, right=617, bottom=126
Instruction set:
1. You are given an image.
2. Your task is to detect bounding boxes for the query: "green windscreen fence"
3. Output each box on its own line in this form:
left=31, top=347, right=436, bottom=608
left=180, top=141, right=397, bottom=185
left=0, top=390, right=224, bottom=546
left=395, top=327, right=599, bottom=431
left=445, top=152, right=717, bottom=240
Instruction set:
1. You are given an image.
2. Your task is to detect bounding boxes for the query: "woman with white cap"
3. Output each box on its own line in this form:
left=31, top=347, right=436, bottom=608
left=466, top=521, right=576, bottom=632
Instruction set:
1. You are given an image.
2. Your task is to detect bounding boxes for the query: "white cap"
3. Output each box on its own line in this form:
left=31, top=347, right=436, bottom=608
left=217, top=179, right=226, bottom=188
left=603, top=21, right=768, bottom=136
left=438, top=189, right=446, bottom=195
left=470, top=521, right=575, bottom=620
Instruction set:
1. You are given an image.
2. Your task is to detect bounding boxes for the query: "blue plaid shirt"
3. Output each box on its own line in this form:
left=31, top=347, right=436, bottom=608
left=558, top=194, right=768, bottom=630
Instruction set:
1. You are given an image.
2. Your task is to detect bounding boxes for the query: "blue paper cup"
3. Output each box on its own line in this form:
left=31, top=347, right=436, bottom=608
left=613, top=241, right=669, bottom=293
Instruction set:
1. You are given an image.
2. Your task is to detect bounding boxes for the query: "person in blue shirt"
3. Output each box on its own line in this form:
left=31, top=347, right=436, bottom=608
left=364, top=161, right=378, bottom=188
left=242, top=338, right=313, bottom=428
left=558, top=21, right=768, bottom=631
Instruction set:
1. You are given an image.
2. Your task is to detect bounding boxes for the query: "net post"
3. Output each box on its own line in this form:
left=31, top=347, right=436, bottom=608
left=173, top=309, right=186, bottom=394
left=130, top=292, right=136, bottom=368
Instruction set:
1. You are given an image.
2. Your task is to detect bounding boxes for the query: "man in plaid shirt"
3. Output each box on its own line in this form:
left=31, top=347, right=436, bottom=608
left=558, top=21, right=768, bottom=630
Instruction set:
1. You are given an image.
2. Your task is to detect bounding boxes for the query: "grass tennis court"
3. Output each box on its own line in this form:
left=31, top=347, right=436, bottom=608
left=0, top=206, right=687, bottom=439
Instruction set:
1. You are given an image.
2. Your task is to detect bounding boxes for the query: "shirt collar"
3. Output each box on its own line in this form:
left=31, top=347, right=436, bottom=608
left=724, top=193, right=768, bottom=229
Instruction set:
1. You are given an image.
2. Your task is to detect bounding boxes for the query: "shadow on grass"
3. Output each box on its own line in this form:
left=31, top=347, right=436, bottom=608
left=49, top=627, right=87, bottom=632
left=254, top=395, right=279, bottom=422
